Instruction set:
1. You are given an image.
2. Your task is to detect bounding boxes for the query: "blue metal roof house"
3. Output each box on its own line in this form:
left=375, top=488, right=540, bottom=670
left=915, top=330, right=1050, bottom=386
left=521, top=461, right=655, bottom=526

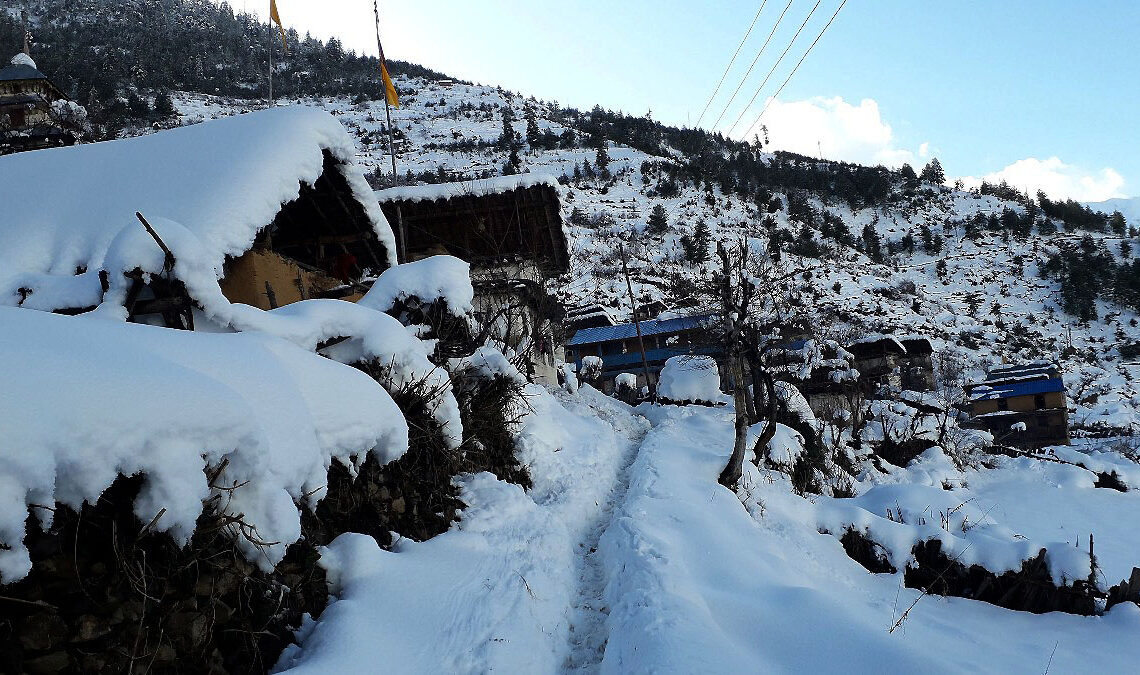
left=966, top=362, right=1069, bottom=448
left=566, top=314, right=721, bottom=393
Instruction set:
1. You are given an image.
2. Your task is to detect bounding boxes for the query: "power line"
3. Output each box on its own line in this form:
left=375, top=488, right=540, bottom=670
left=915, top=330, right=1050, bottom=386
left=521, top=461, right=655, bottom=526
left=740, top=0, right=849, bottom=141
left=694, top=1, right=768, bottom=128
left=707, top=0, right=796, bottom=131
left=723, top=0, right=821, bottom=137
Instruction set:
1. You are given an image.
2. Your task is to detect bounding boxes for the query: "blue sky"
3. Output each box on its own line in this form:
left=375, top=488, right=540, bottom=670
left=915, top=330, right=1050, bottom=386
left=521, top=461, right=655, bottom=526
left=255, top=1, right=1138, bottom=200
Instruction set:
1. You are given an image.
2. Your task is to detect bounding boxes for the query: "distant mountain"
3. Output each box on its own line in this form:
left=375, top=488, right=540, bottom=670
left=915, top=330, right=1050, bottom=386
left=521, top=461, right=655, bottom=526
left=1085, top=197, right=1140, bottom=225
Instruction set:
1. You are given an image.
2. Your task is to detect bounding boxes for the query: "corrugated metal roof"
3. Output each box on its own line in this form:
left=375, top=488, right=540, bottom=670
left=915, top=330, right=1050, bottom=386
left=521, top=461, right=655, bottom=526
left=969, top=377, right=1065, bottom=401
left=566, top=314, right=715, bottom=346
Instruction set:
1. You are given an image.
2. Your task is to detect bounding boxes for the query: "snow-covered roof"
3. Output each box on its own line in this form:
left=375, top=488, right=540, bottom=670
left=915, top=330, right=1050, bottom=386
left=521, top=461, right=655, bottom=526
left=0, top=52, right=45, bottom=82
left=846, top=334, right=907, bottom=356
left=0, top=106, right=396, bottom=310
left=566, top=314, right=715, bottom=347
left=374, top=173, right=560, bottom=203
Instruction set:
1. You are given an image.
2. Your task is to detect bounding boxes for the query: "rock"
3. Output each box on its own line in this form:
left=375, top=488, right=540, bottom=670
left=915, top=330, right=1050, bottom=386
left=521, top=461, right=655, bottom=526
left=19, top=613, right=67, bottom=651
left=73, top=613, right=112, bottom=642
left=24, top=651, right=70, bottom=674
left=167, top=611, right=211, bottom=650
left=391, top=497, right=406, bottom=514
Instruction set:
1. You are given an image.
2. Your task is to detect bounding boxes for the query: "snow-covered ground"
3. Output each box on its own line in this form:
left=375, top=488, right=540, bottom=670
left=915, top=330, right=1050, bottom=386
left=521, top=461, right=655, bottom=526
left=275, top=385, right=648, bottom=673
left=271, top=392, right=1140, bottom=673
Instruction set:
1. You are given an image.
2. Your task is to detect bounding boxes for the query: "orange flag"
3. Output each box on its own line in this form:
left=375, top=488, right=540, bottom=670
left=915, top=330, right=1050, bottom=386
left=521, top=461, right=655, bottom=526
left=269, top=0, right=289, bottom=54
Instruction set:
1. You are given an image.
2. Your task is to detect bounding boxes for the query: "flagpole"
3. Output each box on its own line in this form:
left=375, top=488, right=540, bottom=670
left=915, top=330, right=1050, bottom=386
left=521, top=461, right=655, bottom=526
left=374, top=0, right=406, bottom=262
left=267, top=6, right=274, bottom=107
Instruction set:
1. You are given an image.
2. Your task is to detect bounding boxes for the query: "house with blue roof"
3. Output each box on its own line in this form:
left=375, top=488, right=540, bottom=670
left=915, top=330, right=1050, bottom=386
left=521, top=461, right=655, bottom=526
left=565, top=314, right=721, bottom=394
left=966, top=362, right=1069, bottom=448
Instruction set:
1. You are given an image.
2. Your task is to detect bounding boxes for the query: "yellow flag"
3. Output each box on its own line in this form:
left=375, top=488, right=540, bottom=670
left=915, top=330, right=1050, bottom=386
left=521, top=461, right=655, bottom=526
left=269, top=0, right=289, bottom=54
left=380, top=61, right=399, bottom=108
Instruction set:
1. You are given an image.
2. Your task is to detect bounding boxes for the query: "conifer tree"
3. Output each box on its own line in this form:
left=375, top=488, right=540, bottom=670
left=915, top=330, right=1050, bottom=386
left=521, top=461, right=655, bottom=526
left=524, top=107, right=541, bottom=150
left=920, top=157, right=945, bottom=184
left=646, top=203, right=669, bottom=235
left=861, top=223, right=883, bottom=262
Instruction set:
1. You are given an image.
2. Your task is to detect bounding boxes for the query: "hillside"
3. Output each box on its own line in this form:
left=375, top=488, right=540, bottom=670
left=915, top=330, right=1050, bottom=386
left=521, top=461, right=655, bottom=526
left=4, top=2, right=1140, bottom=673
left=3, top=0, right=1139, bottom=431
left=147, top=78, right=1138, bottom=436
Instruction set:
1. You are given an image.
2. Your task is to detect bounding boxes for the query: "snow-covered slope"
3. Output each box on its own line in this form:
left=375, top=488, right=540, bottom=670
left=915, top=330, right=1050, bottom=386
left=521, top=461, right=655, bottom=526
left=158, top=80, right=1140, bottom=434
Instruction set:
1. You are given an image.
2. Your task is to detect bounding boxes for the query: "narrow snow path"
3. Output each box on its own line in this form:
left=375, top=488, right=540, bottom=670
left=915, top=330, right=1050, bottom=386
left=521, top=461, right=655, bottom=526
left=562, top=396, right=649, bottom=673
left=277, top=384, right=649, bottom=674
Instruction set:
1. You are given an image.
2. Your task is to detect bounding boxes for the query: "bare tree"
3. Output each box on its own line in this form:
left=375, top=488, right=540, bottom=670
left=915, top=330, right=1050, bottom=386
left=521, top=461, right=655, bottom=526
left=689, top=239, right=815, bottom=487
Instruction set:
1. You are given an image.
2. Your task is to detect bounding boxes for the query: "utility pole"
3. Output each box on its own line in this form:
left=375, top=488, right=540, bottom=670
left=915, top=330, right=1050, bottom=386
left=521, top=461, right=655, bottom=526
left=373, top=0, right=406, bottom=262
left=619, top=243, right=656, bottom=401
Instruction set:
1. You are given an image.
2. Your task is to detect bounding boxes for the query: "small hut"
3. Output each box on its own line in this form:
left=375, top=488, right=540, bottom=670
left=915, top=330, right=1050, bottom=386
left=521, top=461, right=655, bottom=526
left=376, top=174, right=568, bottom=384
left=0, top=106, right=396, bottom=326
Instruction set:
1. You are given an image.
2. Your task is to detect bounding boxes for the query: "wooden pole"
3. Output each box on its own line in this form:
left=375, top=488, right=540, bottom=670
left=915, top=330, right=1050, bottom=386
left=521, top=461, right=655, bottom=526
left=620, top=243, right=656, bottom=401
left=373, top=0, right=405, bottom=262
left=267, top=5, right=273, bottom=107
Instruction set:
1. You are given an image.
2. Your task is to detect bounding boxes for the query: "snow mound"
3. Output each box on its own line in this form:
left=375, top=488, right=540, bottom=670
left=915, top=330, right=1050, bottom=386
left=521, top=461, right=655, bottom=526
left=10, top=52, right=35, bottom=68
left=0, top=106, right=395, bottom=311
left=0, top=307, right=408, bottom=583
left=359, top=255, right=474, bottom=317
left=658, top=355, right=727, bottom=403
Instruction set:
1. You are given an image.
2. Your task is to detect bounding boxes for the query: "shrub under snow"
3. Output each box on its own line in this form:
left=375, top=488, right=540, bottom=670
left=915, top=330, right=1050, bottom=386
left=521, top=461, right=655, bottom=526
left=0, top=307, right=409, bottom=582
left=657, top=355, right=727, bottom=404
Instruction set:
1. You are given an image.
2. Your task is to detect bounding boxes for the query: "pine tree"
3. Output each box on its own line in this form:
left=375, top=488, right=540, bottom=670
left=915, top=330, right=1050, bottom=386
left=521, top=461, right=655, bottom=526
left=683, top=220, right=712, bottom=264
left=153, top=89, right=176, bottom=116
left=498, top=105, right=517, bottom=149
left=861, top=223, right=883, bottom=262
left=127, top=92, right=151, bottom=118
left=1121, top=239, right=1133, bottom=260
left=595, top=143, right=610, bottom=172
left=524, top=107, right=541, bottom=150
left=646, top=203, right=669, bottom=235
left=919, top=157, right=945, bottom=184
left=899, top=163, right=918, bottom=187
left=1110, top=212, right=1127, bottom=236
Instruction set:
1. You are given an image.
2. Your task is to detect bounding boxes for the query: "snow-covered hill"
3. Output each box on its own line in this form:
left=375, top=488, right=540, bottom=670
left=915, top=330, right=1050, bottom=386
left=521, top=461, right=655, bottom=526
left=163, top=79, right=1140, bottom=434
left=1088, top=197, right=1140, bottom=225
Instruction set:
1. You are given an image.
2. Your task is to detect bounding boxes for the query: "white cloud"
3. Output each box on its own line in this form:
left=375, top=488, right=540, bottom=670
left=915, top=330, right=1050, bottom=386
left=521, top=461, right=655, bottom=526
left=959, top=157, right=1127, bottom=202
left=742, top=96, right=924, bottom=169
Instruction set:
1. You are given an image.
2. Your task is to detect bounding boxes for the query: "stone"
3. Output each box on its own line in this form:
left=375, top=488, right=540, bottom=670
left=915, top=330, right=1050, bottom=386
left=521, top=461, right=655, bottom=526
left=18, top=613, right=67, bottom=651
left=73, top=613, right=112, bottom=642
left=24, top=651, right=70, bottom=675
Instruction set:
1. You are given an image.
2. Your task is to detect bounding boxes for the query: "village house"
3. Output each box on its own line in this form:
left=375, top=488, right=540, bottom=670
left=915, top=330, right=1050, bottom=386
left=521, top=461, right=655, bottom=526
left=844, top=334, right=936, bottom=394
left=566, top=302, right=617, bottom=331
left=899, top=336, right=935, bottom=391
left=0, top=106, right=398, bottom=327
left=845, top=334, right=908, bottom=392
left=966, top=362, right=1070, bottom=448
left=769, top=338, right=862, bottom=422
left=565, top=314, right=719, bottom=394
left=0, top=50, right=77, bottom=155
left=376, top=174, right=569, bottom=385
